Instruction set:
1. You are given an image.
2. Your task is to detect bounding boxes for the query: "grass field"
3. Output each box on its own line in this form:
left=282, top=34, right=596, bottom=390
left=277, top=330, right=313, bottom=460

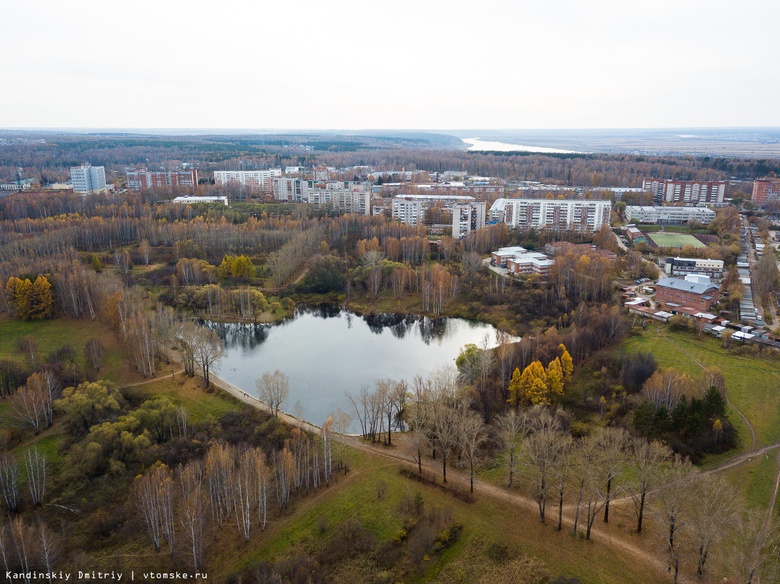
left=0, top=316, right=129, bottom=382
left=647, top=232, right=705, bottom=248
left=623, top=324, right=780, bottom=514
left=129, top=376, right=246, bottom=422
left=623, top=325, right=780, bottom=450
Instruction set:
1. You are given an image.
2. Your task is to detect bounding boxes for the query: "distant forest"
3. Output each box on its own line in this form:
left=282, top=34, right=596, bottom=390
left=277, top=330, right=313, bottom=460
left=1, top=131, right=779, bottom=187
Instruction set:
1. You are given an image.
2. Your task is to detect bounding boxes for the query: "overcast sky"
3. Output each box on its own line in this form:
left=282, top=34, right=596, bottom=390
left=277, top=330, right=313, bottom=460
left=1, top=0, right=778, bottom=130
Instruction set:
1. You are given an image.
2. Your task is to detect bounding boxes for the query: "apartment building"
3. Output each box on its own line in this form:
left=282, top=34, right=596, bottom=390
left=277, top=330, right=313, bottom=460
left=752, top=177, right=780, bottom=207
left=489, top=199, right=610, bottom=232
left=451, top=202, right=487, bottom=239
left=625, top=206, right=715, bottom=225
left=302, top=181, right=371, bottom=215
left=70, top=164, right=107, bottom=193
left=272, top=177, right=304, bottom=202
left=642, top=179, right=726, bottom=205
left=126, top=169, right=198, bottom=190
left=391, top=194, right=476, bottom=227
left=214, top=169, right=282, bottom=191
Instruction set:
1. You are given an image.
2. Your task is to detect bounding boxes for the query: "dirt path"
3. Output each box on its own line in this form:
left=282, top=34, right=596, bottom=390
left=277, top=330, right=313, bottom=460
left=767, top=449, right=780, bottom=528
left=120, top=368, right=185, bottom=388
left=209, top=372, right=688, bottom=584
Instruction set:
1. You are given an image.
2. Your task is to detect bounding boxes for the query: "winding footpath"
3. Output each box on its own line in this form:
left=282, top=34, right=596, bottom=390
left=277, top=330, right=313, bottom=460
left=209, top=372, right=690, bottom=584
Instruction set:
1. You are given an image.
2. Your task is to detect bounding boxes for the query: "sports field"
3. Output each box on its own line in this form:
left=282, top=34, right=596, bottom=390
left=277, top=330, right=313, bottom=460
left=647, top=232, right=705, bottom=248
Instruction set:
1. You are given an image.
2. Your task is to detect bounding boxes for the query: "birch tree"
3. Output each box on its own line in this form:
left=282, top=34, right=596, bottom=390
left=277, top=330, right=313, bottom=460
left=0, top=453, right=19, bottom=513
left=24, top=446, right=46, bottom=506
left=179, top=490, right=208, bottom=572
left=37, top=522, right=62, bottom=584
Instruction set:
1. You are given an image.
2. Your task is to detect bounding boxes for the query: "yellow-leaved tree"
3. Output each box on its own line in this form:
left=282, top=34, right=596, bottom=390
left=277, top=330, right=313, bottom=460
left=546, top=357, right=564, bottom=398
left=508, top=361, right=549, bottom=407
left=559, top=343, right=573, bottom=380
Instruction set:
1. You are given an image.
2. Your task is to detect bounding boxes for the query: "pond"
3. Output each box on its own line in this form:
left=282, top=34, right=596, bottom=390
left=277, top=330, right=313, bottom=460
left=204, top=305, right=503, bottom=431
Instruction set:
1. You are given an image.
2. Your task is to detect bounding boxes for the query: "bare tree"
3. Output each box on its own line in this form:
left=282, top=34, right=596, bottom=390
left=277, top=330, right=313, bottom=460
left=625, top=437, right=671, bottom=533
left=0, top=453, right=19, bottom=513
left=321, top=417, right=333, bottom=486
left=179, top=490, right=208, bottom=572
left=406, top=375, right=432, bottom=475
left=523, top=411, right=562, bottom=522
left=249, top=448, right=270, bottom=530
left=655, top=454, right=697, bottom=584
left=595, top=426, right=629, bottom=524
left=551, top=433, right=575, bottom=531
left=429, top=368, right=463, bottom=483
left=456, top=408, right=486, bottom=493
left=256, top=370, right=289, bottom=418
left=133, top=464, right=175, bottom=554
left=17, top=337, right=38, bottom=369
left=139, top=239, right=151, bottom=266
left=0, top=521, right=12, bottom=574
left=37, top=522, right=62, bottom=584
left=726, top=509, right=780, bottom=584
left=11, top=516, right=36, bottom=581
left=330, top=407, right=351, bottom=474
left=24, top=446, right=46, bottom=506
left=84, top=338, right=106, bottom=372
left=204, top=442, right=235, bottom=529
left=235, top=449, right=255, bottom=542
left=194, top=327, right=223, bottom=387
left=685, top=473, right=738, bottom=579
left=174, top=321, right=200, bottom=378
left=26, top=370, right=59, bottom=430
left=10, top=384, right=46, bottom=434
left=494, top=410, right=531, bottom=488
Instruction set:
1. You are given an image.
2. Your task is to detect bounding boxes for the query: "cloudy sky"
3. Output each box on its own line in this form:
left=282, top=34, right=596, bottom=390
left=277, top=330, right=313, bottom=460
left=1, top=0, right=778, bottom=130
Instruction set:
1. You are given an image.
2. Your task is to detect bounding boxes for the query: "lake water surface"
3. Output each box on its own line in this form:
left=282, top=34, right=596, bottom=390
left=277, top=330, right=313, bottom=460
left=206, top=306, right=501, bottom=431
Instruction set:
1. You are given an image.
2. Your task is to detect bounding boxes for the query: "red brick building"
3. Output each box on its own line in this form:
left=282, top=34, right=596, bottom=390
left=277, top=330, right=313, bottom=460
left=126, top=169, right=198, bottom=190
left=752, top=177, right=780, bottom=207
left=655, top=277, right=720, bottom=312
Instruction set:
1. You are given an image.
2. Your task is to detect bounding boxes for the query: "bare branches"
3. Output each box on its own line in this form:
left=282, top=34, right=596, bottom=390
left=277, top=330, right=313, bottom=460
left=256, top=370, right=289, bottom=418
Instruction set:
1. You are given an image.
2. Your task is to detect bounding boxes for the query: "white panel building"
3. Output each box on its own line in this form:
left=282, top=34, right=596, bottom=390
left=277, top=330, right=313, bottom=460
left=625, top=206, right=715, bottom=225
left=214, top=169, right=282, bottom=191
left=489, top=198, right=610, bottom=232
left=392, top=194, right=476, bottom=227
left=70, top=164, right=107, bottom=193
left=452, top=202, right=487, bottom=239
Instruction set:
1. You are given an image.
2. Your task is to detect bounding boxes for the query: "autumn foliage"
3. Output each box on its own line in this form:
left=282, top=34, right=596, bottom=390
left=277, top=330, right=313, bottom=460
left=4, top=275, right=54, bottom=320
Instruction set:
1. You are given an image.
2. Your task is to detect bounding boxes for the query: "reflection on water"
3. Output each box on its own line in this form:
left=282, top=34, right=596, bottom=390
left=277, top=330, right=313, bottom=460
left=206, top=305, right=501, bottom=431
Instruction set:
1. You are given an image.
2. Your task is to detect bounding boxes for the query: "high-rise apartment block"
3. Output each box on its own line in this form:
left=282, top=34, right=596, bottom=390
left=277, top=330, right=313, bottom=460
left=126, top=169, right=198, bottom=190
left=272, top=179, right=371, bottom=214
left=489, top=199, right=610, bottom=232
left=752, top=178, right=780, bottom=207
left=70, top=164, right=107, bottom=193
left=642, top=179, right=726, bottom=205
left=391, top=194, right=477, bottom=228
left=214, top=169, right=282, bottom=191
left=451, top=202, right=487, bottom=239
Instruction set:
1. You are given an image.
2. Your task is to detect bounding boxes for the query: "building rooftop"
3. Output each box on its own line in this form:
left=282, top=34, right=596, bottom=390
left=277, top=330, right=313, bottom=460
left=656, top=277, right=719, bottom=295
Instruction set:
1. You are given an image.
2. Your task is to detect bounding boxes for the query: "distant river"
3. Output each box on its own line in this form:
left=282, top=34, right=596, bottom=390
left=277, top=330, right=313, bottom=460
left=205, top=306, right=501, bottom=432
left=462, top=137, right=585, bottom=154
